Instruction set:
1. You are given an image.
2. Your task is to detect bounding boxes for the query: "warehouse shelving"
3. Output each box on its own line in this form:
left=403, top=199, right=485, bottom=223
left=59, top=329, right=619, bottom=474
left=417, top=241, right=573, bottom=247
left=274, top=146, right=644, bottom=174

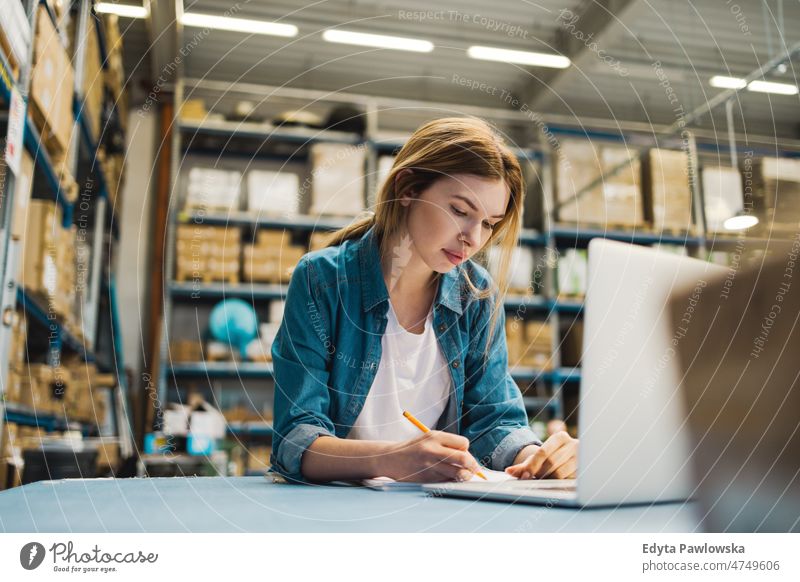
left=0, top=0, right=133, bottom=475
left=158, top=74, right=800, bottom=450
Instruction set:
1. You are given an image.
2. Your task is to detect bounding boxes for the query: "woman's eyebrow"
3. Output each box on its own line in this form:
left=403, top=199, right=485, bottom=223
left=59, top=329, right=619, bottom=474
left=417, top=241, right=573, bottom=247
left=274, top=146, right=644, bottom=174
left=452, top=194, right=505, bottom=219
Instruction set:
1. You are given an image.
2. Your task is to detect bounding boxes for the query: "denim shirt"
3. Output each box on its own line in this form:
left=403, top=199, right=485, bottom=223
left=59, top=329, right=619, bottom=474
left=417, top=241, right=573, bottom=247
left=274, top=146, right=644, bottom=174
left=270, top=225, right=541, bottom=483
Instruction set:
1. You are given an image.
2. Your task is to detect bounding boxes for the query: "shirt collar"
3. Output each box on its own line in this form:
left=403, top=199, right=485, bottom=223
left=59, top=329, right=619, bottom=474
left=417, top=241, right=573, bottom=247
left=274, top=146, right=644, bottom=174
left=356, top=224, right=464, bottom=315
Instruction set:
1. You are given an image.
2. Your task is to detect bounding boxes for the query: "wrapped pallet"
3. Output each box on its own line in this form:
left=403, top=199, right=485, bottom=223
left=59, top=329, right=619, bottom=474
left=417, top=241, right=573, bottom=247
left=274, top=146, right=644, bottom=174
left=246, top=170, right=300, bottom=216
left=702, top=166, right=744, bottom=233
left=309, top=143, right=366, bottom=217
left=556, top=140, right=644, bottom=229
left=643, top=149, right=693, bottom=233
left=184, top=167, right=241, bottom=212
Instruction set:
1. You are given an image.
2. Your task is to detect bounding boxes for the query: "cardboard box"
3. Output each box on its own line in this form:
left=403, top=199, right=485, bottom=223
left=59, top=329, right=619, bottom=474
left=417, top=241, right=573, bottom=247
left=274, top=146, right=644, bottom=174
left=522, top=321, right=554, bottom=370
left=643, top=148, right=693, bottom=232
left=92, top=438, right=120, bottom=471
left=19, top=200, right=62, bottom=299
left=309, top=231, right=333, bottom=251
left=175, top=225, right=242, bottom=283
left=242, top=245, right=305, bottom=283
left=309, top=143, right=365, bottom=217
left=247, top=171, right=299, bottom=216
left=30, top=5, right=75, bottom=157
left=170, top=340, right=203, bottom=363
left=0, top=422, right=18, bottom=459
left=18, top=364, right=65, bottom=415
left=556, top=140, right=644, bottom=228
left=178, top=98, right=207, bottom=121
left=505, top=319, right=524, bottom=366
left=256, top=229, right=290, bottom=248
left=8, top=310, right=26, bottom=372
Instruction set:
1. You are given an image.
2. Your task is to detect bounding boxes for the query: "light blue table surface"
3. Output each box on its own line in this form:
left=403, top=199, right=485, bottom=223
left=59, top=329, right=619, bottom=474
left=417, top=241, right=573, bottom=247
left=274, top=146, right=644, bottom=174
left=0, top=477, right=703, bottom=533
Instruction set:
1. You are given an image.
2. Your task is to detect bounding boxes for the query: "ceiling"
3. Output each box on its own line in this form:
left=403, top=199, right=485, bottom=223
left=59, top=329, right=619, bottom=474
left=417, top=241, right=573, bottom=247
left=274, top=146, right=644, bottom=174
left=117, top=0, right=800, bottom=141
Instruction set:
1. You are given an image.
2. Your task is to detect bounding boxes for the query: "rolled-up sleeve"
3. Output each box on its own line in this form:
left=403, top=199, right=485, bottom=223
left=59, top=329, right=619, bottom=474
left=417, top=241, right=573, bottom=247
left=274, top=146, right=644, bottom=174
left=461, top=294, right=542, bottom=470
left=270, top=256, right=336, bottom=483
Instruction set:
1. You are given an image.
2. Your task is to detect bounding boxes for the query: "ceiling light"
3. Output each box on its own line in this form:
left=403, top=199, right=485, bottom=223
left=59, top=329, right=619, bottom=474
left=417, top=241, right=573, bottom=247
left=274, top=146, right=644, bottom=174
left=181, top=13, right=298, bottom=37
left=723, top=214, right=759, bottom=231
left=709, top=75, right=746, bottom=89
left=747, top=80, right=798, bottom=95
left=322, top=29, right=433, bottom=52
left=467, top=45, right=570, bottom=69
left=95, top=2, right=147, bottom=18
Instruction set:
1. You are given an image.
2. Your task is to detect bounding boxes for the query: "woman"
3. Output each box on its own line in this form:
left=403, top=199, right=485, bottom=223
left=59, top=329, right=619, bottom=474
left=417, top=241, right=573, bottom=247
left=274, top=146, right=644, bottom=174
left=270, top=117, right=578, bottom=484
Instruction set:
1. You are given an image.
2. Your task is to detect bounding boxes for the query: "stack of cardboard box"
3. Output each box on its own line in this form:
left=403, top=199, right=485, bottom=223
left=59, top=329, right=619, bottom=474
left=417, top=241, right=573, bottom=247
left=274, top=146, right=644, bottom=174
left=556, top=140, right=644, bottom=229
left=175, top=225, right=242, bottom=283
left=242, top=230, right=306, bottom=284
left=643, top=148, right=694, bottom=233
left=29, top=5, right=77, bottom=202
left=506, top=319, right=554, bottom=371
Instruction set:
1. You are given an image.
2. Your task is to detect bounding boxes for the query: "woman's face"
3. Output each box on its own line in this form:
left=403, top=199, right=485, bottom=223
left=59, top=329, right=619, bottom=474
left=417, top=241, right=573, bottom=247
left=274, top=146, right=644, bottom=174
left=399, top=172, right=510, bottom=273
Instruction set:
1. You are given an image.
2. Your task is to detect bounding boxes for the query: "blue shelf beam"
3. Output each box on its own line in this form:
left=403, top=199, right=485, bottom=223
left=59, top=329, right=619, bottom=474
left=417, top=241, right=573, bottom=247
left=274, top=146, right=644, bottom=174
left=551, top=225, right=703, bottom=247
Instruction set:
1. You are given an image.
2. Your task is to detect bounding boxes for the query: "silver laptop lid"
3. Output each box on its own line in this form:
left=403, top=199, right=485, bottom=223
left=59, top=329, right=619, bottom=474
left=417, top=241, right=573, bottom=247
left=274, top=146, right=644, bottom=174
left=577, top=239, right=726, bottom=506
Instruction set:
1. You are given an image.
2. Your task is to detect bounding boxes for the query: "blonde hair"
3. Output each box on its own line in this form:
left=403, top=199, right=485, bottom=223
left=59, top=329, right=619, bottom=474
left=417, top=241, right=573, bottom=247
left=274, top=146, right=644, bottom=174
left=324, top=116, right=524, bottom=359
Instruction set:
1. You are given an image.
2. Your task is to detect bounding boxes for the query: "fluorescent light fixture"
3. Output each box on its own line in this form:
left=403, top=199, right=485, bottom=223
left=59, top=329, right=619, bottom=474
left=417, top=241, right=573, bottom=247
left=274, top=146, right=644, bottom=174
left=723, top=214, right=759, bottom=231
left=95, top=2, right=148, bottom=18
left=747, top=80, right=799, bottom=95
left=468, top=45, right=570, bottom=69
left=709, top=75, right=746, bottom=89
left=322, top=29, right=433, bottom=52
left=181, top=13, right=298, bottom=37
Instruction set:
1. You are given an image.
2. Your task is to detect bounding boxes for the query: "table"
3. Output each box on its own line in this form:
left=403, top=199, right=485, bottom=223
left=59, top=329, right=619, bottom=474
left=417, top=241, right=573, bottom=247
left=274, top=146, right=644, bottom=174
left=0, top=477, right=702, bottom=532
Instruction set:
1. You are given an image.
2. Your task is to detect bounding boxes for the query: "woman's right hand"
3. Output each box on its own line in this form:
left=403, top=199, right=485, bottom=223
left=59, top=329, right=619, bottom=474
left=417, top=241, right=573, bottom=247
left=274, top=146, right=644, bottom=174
left=379, top=431, right=482, bottom=483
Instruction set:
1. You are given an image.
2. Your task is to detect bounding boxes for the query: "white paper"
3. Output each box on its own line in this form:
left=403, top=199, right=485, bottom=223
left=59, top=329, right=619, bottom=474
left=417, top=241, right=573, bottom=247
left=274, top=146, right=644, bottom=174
left=362, top=469, right=516, bottom=490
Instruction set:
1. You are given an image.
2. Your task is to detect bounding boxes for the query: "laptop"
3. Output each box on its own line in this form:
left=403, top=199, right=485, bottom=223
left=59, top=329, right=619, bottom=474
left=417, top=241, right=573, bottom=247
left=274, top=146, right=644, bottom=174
left=423, top=239, right=726, bottom=507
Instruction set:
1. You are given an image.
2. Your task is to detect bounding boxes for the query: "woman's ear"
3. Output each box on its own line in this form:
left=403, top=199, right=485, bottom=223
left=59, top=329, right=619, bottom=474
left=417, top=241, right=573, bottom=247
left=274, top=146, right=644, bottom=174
left=394, top=169, right=414, bottom=207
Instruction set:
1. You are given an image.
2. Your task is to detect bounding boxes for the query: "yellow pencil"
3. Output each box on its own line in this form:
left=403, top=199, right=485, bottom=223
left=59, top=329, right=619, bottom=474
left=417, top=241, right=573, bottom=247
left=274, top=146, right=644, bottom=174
left=402, top=410, right=488, bottom=480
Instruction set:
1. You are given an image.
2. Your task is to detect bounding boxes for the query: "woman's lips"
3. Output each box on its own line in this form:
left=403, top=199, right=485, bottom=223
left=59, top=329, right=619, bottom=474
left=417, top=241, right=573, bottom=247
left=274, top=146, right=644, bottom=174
left=443, top=249, right=465, bottom=265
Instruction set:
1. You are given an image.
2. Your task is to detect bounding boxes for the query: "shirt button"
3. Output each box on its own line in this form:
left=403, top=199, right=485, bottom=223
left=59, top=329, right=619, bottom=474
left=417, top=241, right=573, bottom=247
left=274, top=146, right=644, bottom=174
left=438, top=324, right=446, bottom=332
left=451, top=361, right=459, bottom=369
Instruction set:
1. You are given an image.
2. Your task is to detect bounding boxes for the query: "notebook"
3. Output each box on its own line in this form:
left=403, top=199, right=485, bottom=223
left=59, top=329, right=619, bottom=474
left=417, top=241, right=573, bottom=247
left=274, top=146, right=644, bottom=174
left=362, top=468, right=516, bottom=491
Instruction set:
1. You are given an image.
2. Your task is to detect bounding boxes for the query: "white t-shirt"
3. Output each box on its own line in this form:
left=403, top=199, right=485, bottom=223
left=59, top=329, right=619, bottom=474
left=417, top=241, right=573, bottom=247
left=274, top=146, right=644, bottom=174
left=347, top=298, right=452, bottom=441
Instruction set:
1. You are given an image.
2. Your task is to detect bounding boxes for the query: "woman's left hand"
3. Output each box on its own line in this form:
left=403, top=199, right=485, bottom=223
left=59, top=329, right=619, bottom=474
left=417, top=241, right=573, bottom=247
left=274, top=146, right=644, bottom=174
left=505, top=431, right=578, bottom=480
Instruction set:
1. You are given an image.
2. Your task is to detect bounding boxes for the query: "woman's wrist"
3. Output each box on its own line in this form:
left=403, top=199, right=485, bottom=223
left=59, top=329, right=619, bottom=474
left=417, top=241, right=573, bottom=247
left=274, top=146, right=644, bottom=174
left=512, top=444, right=541, bottom=466
left=370, top=440, right=397, bottom=478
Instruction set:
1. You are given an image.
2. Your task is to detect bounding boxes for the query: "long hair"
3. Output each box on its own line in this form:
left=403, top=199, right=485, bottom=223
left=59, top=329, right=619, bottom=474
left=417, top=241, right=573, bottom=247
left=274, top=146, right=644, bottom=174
left=324, top=116, right=524, bottom=359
